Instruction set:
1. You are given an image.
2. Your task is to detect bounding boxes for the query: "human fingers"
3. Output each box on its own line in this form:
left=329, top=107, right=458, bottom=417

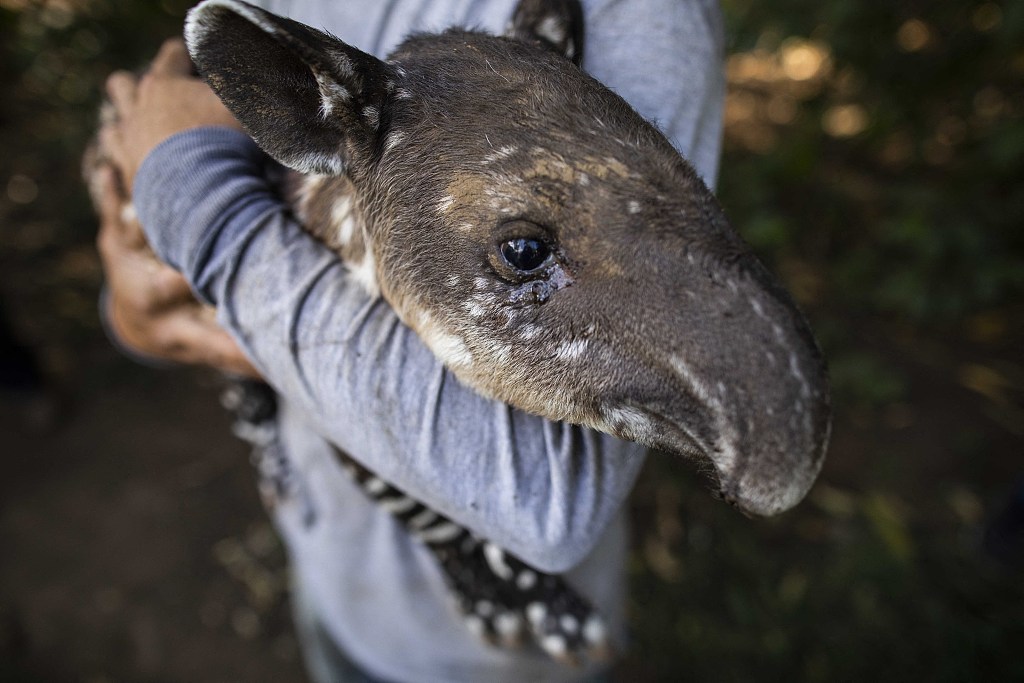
left=192, top=307, right=263, bottom=378
left=95, top=162, right=147, bottom=251
left=159, top=306, right=262, bottom=378
left=149, top=38, right=194, bottom=78
left=105, top=70, right=138, bottom=116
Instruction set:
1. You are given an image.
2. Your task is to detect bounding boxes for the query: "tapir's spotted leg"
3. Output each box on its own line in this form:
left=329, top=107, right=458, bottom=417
left=336, top=449, right=613, bottom=664
left=222, top=377, right=611, bottom=664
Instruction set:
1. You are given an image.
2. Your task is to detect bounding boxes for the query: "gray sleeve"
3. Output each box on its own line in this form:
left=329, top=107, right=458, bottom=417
left=133, top=128, right=648, bottom=572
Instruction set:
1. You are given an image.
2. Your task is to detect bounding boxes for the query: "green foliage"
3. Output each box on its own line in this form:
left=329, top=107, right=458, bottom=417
left=718, top=0, right=1024, bottom=330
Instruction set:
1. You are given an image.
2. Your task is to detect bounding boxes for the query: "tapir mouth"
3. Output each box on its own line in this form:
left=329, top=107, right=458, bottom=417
left=588, top=248, right=832, bottom=517
left=606, top=391, right=828, bottom=517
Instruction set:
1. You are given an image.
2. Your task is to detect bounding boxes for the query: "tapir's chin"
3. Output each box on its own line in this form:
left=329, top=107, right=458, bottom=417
left=597, top=398, right=827, bottom=517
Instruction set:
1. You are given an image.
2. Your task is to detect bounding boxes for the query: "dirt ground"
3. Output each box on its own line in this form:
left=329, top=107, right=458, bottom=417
left=0, top=341, right=306, bottom=683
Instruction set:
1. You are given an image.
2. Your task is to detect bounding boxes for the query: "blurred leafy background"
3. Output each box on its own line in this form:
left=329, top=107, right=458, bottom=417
left=0, top=0, right=1021, bottom=681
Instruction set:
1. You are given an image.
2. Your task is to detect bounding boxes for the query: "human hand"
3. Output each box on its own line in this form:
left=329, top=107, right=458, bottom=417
left=95, top=163, right=261, bottom=378
left=103, top=38, right=243, bottom=192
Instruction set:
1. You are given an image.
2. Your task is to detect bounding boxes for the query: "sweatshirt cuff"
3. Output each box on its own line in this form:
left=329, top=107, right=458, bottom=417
left=133, top=126, right=274, bottom=306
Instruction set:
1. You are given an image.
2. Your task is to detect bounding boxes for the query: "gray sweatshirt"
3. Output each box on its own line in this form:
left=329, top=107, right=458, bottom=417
left=133, top=1, right=723, bottom=681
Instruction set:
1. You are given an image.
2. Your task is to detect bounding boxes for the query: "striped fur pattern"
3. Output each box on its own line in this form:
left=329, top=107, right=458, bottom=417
left=221, top=377, right=611, bottom=665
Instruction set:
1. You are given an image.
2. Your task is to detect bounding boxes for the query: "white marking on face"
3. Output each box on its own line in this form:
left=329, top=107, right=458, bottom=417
left=463, top=301, right=487, bottom=319
left=482, top=144, right=518, bottom=165
left=483, top=543, right=514, bottom=580
left=519, top=324, right=541, bottom=341
left=555, top=339, right=588, bottom=362
left=384, top=131, right=406, bottom=153
left=436, top=194, right=455, bottom=215
left=577, top=173, right=590, bottom=187
left=670, top=355, right=738, bottom=474
left=416, top=310, right=474, bottom=368
left=362, top=105, right=379, bottom=129
left=628, top=200, right=642, bottom=214
left=348, top=248, right=379, bottom=297
left=601, top=406, right=656, bottom=443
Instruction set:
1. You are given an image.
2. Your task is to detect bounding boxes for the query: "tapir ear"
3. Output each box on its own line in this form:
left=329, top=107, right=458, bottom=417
left=506, top=0, right=585, bottom=66
left=185, top=0, right=393, bottom=175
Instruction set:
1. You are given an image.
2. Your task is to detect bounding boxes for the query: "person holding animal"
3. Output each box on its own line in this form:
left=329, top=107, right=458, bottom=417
left=94, top=1, right=829, bottom=681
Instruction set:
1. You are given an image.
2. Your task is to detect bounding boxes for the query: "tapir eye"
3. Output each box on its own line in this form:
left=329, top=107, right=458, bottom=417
left=500, top=237, right=551, bottom=272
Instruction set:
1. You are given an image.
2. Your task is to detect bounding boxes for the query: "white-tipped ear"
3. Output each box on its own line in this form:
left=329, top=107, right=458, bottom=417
left=185, top=0, right=394, bottom=175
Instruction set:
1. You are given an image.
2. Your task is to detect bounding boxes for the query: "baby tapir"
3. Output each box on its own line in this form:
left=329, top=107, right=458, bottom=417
left=186, top=0, right=831, bottom=517
left=115, top=0, right=829, bottom=666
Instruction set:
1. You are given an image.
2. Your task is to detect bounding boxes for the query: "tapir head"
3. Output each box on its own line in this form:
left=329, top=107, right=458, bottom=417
left=185, top=0, right=831, bottom=516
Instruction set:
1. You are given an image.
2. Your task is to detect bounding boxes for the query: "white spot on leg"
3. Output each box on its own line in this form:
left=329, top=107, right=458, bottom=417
left=559, top=614, right=579, bottom=634
left=526, top=602, right=547, bottom=626
left=494, top=612, right=522, bottom=639
left=408, top=508, right=437, bottom=530
left=583, top=615, right=607, bottom=645
left=516, top=570, right=537, bottom=591
left=379, top=495, right=417, bottom=514
left=483, top=543, right=514, bottom=580
left=464, top=615, right=486, bottom=639
left=417, top=522, right=463, bottom=543
left=541, top=634, right=568, bottom=659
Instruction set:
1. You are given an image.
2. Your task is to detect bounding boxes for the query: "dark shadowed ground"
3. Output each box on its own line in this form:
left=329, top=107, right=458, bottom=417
left=1, top=1, right=1022, bottom=681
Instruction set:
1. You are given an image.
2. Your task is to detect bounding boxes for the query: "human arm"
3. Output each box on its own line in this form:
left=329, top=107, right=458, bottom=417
left=95, top=41, right=258, bottom=377
left=130, top=126, right=647, bottom=572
